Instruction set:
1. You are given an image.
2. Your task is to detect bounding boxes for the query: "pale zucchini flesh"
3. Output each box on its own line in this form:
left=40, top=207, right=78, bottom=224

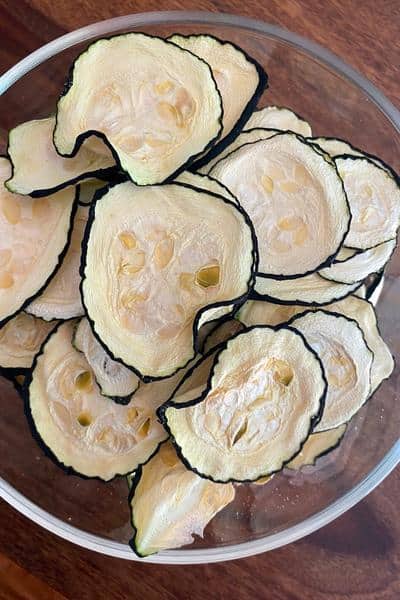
left=73, top=318, right=140, bottom=402
left=245, top=106, right=312, bottom=137
left=26, top=204, right=89, bottom=321
left=288, top=310, right=373, bottom=431
left=6, top=116, right=115, bottom=197
left=129, top=441, right=235, bottom=556
left=0, top=312, right=57, bottom=371
left=210, top=133, right=350, bottom=278
left=54, top=33, right=223, bottom=185
left=27, top=321, right=192, bottom=480
left=286, top=424, right=347, bottom=469
left=81, top=182, right=256, bottom=380
left=169, top=34, right=266, bottom=164
left=0, top=157, right=77, bottom=326
left=163, top=326, right=326, bottom=482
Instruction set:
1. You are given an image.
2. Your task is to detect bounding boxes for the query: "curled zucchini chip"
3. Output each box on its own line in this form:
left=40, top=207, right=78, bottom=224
left=0, top=157, right=76, bottom=326
left=175, top=171, right=238, bottom=204
left=28, top=320, right=192, bottom=480
left=200, top=127, right=278, bottom=174
left=336, top=156, right=400, bottom=250
left=210, top=133, right=350, bottom=278
left=326, top=295, right=393, bottom=393
left=0, top=312, right=57, bottom=371
left=254, top=272, right=361, bottom=306
left=129, top=441, right=235, bottom=556
left=245, top=106, right=312, bottom=137
left=54, top=33, right=223, bottom=185
left=6, top=117, right=115, bottom=197
left=169, top=34, right=267, bottom=165
left=81, top=182, right=256, bottom=380
left=27, top=204, right=89, bottom=321
left=287, top=424, right=347, bottom=470
left=311, top=136, right=395, bottom=176
left=203, top=318, right=244, bottom=354
left=162, top=326, right=326, bottom=482
left=289, top=310, right=373, bottom=431
left=73, top=318, right=140, bottom=403
left=319, top=239, right=396, bottom=284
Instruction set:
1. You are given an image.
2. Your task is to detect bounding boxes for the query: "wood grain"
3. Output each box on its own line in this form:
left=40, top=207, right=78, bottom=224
left=0, top=1, right=399, bottom=599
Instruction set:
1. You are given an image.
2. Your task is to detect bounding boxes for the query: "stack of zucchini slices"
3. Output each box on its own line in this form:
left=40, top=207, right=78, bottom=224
left=0, top=31, right=398, bottom=557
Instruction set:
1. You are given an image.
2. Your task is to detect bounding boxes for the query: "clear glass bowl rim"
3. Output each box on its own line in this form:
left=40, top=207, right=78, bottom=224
left=0, top=10, right=399, bottom=565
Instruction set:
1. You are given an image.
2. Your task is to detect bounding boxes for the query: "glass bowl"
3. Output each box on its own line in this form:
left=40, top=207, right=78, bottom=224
left=0, top=11, right=399, bottom=565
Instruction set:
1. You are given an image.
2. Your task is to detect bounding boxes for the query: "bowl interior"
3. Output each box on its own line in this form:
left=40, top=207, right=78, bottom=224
left=0, top=12, right=399, bottom=564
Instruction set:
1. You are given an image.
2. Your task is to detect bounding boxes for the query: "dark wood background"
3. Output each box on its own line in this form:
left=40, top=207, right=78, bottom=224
left=0, top=1, right=399, bottom=598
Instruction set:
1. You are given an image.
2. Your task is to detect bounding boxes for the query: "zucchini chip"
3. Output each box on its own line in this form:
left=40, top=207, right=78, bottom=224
left=73, top=318, right=140, bottom=403
left=175, top=171, right=238, bottom=204
left=289, top=311, right=373, bottom=431
left=0, top=312, right=57, bottom=372
left=162, top=326, right=326, bottom=482
left=326, top=295, right=393, bottom=394
left=336, top=156, right=400, bottom=250
left=311, top=136, right=395, bottom=175
left=319, top=239, right=396, bottom=284
left=245, top=106, right=312, bottom=137
left=54, top=33, right=223, bottom=185
left=6, top=117, right=115, bottom=197
left=200, top=127, right=278, bottom=174
left=26, top=204, right=89, bottom=320
left=129, top=441, right=235, bottom=556
left=210, top=133, right=350, bottom=278
left=287, top=424, right=347, bottom=469
left=0, top=157, right=76, bottom=326
left=27, top=320, right=191, bottom=480
left=81, top=182, right=256, bottom=380
left=254, top=272, right=361, bottom=305
left=169, top=34, right=267, bottom=165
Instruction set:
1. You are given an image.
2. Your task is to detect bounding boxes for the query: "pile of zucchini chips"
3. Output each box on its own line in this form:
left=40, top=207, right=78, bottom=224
left=1, top=33, right=398, bottom=557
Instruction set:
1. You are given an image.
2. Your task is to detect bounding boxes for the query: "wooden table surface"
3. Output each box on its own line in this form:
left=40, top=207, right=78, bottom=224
left=0, top=1, right=399, bottom=598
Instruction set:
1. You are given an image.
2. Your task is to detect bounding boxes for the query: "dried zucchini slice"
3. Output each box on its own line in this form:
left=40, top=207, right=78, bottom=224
left=169, top=34, right=267, bottom=166
left=162, top=326, right=326, bottom=482
left=26, top=204, right=89, bottom=320
left=175, top=171, right=238, bottom=204
left=129, top=441, right=235, bottom=556
left=241, top=293, right=393, bottom=396
left=0, top=312, right=57, bottom=372
left=245, top=106, right=312, bottom=137
left=319, top=239, right=396, bottom=284
left=6, top=117, right=115, bottom=197
left=289, top=310, right=373, bottom=431
left=81, top=182, right=256, bottom=380
left=336, top=156, right=400, bottom=250
left=311, top=136, right=395, bottom=176
left=199, top=127, right=278, bottom=174
left=73, top=318, right=140, bottom=403
left=254, top=272, right=361, bottom=305
left=326, top=295, right=393, bottom=393
left=54, top=33, right=223, bottom=185
left=286, top=424, right=347, bottom=469
left=0, top=157, right=76, bottom=326
left=210, top=133, right=350, bottom=278
left=27, top=320, right=189, bottom=480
